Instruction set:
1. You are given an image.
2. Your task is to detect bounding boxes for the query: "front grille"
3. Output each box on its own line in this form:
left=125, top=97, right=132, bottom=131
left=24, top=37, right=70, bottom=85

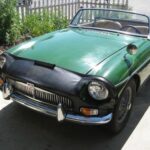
left=8, top=79, right=72, bottom=108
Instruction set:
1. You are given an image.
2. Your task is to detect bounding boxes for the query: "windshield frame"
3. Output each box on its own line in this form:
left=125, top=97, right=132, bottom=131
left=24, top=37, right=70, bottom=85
left=70, top=8, right=150, bottom=38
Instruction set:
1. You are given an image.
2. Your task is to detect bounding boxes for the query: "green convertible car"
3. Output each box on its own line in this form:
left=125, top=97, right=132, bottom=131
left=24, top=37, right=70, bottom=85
left=0, top=8, right=150, bottom=133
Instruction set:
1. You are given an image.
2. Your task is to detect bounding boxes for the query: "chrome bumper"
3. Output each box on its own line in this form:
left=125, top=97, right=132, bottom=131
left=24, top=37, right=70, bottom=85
left=11, top=94, right=113, bottom=125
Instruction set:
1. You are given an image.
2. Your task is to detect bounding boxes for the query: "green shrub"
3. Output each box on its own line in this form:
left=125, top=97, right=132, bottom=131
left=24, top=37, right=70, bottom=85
left=0, top=0, right=22, bottom=45
left=51, top=15, right=68, bottom=31
left=23, top=11, right=68, bottom=37
left=0, top=1, right=68, bottom=45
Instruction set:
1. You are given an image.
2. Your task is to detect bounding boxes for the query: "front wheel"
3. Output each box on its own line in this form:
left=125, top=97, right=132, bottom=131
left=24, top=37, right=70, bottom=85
left=108, top=80, right=136, bottom=133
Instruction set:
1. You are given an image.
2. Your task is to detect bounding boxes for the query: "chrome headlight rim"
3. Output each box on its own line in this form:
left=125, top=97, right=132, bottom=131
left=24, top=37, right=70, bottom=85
left=88, top=80, right=109, bottom=101
left=0, top=55, right=6, bottom=69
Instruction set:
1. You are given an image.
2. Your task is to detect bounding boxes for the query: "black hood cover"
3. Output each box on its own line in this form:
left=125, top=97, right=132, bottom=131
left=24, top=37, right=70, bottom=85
left=3, top=54, right=83, bottom=96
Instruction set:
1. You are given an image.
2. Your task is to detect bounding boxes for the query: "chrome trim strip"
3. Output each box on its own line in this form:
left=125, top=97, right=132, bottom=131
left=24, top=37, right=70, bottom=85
left=9, top=80, right=54, bottom=95
left=11, top=94, right=112, bottom=125
left=70, top=25, right=148, bottom=38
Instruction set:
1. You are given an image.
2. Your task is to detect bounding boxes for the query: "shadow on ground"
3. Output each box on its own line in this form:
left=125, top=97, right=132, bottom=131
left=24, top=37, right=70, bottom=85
left=0, top=79, right=150, bottom=150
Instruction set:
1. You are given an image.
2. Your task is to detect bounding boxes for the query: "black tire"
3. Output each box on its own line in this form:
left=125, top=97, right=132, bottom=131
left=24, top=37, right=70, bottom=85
left=108, top=79, right=136, bottom=134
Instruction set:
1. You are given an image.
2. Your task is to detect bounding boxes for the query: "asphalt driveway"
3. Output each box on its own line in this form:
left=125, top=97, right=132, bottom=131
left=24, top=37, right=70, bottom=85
left=0, top=79, right=150, bottom=150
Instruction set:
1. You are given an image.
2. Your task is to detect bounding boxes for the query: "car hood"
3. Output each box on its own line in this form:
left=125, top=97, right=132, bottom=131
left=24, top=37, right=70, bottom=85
left=7, top=28, right=140, bottom=74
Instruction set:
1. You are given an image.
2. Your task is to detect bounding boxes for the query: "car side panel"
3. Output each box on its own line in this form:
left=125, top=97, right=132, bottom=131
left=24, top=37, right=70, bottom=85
left=88, top=38, right=150, bottom=95
left=135, top=40, right=150, bottom=85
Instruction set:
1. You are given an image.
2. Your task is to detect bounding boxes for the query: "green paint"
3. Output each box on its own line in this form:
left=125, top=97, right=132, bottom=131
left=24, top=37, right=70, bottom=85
left=7, top=28, right=150, bottom=86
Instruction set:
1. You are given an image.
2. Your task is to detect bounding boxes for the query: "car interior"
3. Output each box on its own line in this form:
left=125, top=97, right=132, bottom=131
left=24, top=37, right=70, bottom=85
left=79, top=19, right=149, bottom=35
left=78, top=12, right=149, bottom=35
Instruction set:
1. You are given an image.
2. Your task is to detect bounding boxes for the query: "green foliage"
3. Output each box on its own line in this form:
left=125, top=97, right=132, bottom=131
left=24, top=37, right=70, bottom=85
left=23, top=11, right=51, bottom=36
left=0, top=0, right=22, bottom=45
left=50, top=15, right=68, bottom=31
left=0, top=2, right=68, bottom=45
left=23, top=11, right=68, bottom=37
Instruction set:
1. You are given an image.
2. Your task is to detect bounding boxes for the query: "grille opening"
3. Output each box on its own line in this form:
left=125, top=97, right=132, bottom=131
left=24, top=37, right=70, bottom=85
left=8, top=79, right=73, bottom=108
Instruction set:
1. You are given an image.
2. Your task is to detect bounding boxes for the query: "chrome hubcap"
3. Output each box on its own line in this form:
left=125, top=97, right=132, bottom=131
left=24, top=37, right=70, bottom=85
left=118, top=87, right=132, bottom=123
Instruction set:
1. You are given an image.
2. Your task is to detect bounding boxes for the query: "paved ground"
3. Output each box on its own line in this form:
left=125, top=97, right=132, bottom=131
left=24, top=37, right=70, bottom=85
left=0, top=79, right=150, bottom=150
left=122, top=106, right=150, bottom=150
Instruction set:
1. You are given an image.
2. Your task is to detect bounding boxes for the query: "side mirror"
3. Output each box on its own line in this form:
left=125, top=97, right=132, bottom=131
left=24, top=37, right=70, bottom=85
left=126, top=44, right=138, bottom=55
left=124, top=44, right=137, bottom=68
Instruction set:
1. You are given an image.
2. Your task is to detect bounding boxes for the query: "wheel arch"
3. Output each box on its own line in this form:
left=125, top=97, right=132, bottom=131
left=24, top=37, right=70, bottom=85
left=117, top=74, right=140, bottom=99
left=132, top=74, right=141, bottom=92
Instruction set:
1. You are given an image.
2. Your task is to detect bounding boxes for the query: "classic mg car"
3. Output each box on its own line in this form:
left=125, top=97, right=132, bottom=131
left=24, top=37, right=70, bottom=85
left=0, top=8, right=150, bottom=133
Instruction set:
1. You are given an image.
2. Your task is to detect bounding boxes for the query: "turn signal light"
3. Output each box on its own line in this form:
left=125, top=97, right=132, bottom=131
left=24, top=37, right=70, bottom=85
left=0, top=78, right=4, bottom=86
left=80, top=107, right=98, bottom=116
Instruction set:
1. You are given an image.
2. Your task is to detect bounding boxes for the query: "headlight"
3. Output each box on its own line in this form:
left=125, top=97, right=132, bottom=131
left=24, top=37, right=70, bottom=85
left=0, top=56, right=6, bottom=69
left=88, top=81, right=109, bottom=100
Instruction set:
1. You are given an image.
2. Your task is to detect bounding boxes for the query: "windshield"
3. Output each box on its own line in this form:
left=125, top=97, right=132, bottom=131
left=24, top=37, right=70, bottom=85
left=70, top=9, right=149, bottom=36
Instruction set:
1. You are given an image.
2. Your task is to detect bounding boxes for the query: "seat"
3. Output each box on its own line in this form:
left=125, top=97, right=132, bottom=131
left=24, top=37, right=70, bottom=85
left=95, top=20, right=122, bottom=30
left=126, top=26, right=149, bottom=35
left=134, top=26, right=149, bottom=35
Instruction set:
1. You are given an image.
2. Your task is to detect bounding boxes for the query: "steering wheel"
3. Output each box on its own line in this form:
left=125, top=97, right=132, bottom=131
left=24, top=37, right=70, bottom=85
left=121, top=25, right=141, bottom=34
